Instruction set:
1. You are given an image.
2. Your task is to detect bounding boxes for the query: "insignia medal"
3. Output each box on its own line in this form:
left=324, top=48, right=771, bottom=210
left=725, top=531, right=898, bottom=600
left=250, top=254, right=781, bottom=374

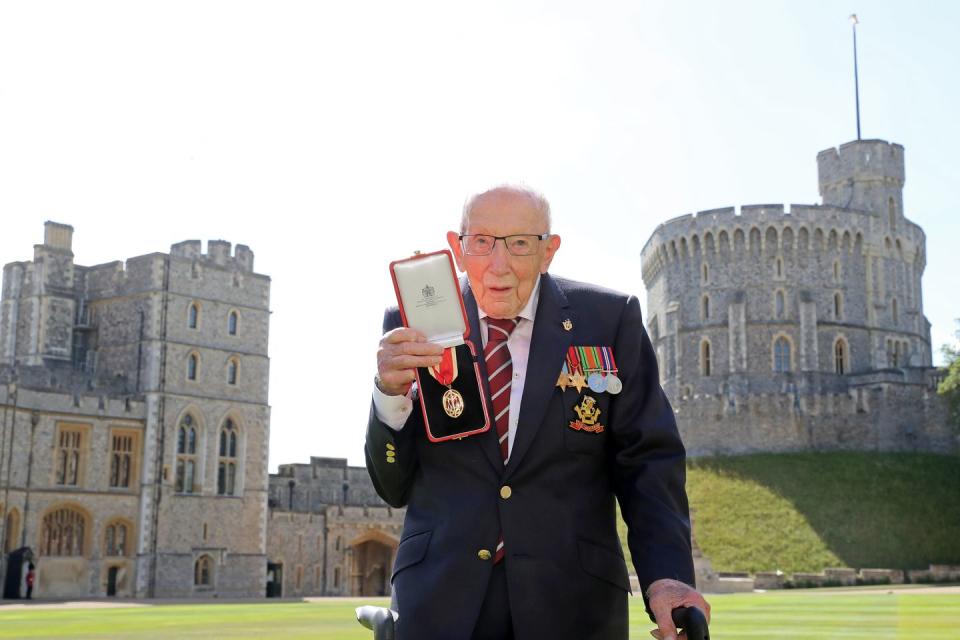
left=569, top=395, right=604, bottom=433
left=587, top=372, right=607, bottom=393
left=428, top=348, right=464, bottom=418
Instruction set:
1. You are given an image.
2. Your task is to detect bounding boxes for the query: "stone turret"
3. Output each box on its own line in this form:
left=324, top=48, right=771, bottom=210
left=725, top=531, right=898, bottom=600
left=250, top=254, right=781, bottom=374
left=818, top=140, right=905, bottom=225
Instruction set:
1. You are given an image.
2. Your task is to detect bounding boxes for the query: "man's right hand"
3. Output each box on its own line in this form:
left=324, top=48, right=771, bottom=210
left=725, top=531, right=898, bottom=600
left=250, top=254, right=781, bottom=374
left=376, top=328, right=443, bottom=396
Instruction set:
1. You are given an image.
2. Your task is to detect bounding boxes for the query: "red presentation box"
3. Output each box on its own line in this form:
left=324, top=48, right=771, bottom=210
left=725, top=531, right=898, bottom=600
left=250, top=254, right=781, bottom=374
left=390, top=250, right=491, bottom=442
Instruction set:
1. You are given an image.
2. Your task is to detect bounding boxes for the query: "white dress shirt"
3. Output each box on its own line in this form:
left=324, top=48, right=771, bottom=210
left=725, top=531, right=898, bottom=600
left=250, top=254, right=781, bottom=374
left=373, top=276, right=541, bottom=460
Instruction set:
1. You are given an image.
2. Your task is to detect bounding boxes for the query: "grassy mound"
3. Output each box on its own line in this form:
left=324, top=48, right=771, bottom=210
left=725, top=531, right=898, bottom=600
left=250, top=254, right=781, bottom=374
left=620, top=452, right=960, bottom=575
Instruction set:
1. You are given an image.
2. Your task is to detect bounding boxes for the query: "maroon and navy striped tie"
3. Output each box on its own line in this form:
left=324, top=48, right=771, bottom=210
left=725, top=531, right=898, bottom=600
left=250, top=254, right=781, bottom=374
left=484, top=316, right=518, bottom=564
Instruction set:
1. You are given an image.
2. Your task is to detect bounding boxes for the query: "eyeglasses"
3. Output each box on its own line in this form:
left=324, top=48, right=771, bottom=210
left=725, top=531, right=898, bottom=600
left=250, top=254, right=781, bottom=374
left=459, top=233, right=550, bottom=256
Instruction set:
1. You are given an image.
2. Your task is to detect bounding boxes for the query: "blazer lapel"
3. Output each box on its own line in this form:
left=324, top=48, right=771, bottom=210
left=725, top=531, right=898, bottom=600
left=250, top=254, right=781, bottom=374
left=504, top=274, right=572, bottom=481
left=462, top=282, right=505, bottom=474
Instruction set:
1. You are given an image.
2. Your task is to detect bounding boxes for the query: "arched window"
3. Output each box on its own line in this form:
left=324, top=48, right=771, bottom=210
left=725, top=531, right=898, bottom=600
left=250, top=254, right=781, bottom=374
left=217, top=419, right=238, bottom=496
left=834, top=292, right=843, bottom=320
left=702, top=263, right=709, bottom=284
left=104, top=521, right=130, bottom=556
left=176, top=414, right=198, bottom=494
left=701, top=295, right=710, bottom=321
left=5, top=509, right=20, bottom=553
left=775, top=290, right=785, bottom=319
left=188, top=303, right=200, bottom=329
left=889, top=197, right=897, bottom=229
left=892, top=298, right=899, bottom=325
left=227, top=358, right=239, bottom=386
left=195, top=555, right=213, bottom=586
left=773, top=337, right=791, bottom=373
left=228, top=311, right=239, bottom=336
left=834, top=338, right=849, bottom=375
left=700, top=340, right=712, bottom=377
left=833, top=260, right=841, bottom=283
left=187, top=353, right=199, bottom=381
left=775, top=257, right=783, bottom=279
left=41, top=507, right=87, bottom=557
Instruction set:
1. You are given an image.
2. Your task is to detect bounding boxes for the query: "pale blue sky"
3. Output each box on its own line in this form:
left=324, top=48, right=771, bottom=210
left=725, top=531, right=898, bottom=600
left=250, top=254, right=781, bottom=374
left=1, top=1, right=957, bottom=469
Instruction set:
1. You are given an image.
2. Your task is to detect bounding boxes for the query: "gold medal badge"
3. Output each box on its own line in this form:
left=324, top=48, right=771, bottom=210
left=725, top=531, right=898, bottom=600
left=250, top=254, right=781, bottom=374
left=429, top=348, right=463, bottom=418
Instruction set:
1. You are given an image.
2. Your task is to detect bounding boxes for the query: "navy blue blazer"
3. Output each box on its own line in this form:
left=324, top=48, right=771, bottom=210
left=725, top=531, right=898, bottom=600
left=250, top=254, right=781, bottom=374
left=365, top=273, right=694, bottom=640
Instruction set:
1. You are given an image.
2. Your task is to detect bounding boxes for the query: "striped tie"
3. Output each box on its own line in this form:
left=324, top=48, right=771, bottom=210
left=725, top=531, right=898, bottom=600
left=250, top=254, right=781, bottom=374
left=484, top=316, right=518, bottom=564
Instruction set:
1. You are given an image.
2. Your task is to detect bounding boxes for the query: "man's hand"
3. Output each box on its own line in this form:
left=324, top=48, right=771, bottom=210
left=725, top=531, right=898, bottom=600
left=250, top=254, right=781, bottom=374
left=647, top=578, right=711, bottom=640
left=376, top=328, right=443, bottom=396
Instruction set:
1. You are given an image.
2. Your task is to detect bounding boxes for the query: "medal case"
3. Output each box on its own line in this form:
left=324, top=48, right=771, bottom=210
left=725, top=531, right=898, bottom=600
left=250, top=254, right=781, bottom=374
left=390, top=250, right=492, bottom=442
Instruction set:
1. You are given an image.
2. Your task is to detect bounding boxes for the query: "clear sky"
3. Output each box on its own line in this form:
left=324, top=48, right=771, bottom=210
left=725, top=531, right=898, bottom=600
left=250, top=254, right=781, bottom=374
left=1, top=1, right=957, bottom=470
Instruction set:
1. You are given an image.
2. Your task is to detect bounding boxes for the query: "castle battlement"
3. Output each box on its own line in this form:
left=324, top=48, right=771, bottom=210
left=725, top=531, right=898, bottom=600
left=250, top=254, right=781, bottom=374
left=170, top=239, right=255, bottom=273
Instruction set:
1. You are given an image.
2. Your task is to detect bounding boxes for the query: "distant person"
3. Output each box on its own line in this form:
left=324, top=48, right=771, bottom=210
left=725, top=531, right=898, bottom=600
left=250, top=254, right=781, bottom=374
left=367, top=185, right=710, bottom=639
left=25, top=563, right=35, bottom=600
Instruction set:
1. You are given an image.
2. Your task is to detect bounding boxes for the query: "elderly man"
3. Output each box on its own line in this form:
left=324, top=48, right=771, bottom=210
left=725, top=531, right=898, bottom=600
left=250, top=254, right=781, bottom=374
left=367, top=186, right=709, bottom=640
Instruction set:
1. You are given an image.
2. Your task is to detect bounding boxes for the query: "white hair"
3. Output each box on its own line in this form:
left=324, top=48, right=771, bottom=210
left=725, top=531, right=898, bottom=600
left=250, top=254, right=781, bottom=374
left=460, top=184, right=552, bottom=234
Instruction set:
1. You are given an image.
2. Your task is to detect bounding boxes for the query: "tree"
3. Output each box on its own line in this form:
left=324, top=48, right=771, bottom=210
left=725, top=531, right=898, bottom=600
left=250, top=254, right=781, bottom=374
left=938, top=320, right=960, bottom=432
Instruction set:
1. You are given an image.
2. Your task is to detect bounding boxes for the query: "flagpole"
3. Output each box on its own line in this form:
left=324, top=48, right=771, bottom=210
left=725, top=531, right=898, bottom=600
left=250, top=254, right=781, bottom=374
left=851, top=14, right=862, bottom=140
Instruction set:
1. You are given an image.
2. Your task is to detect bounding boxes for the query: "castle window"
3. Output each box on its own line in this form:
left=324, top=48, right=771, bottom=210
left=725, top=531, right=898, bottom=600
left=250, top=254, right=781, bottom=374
left=700, top=340, right=712, bottom=377
left=335, top=536, right=342, bottom=551
left=55, top=424, right=87, bottom=486
left=41, top=507, right=87, bottom=557
left=833, top=260, right=841, bottom=283
left=889, top=197, right=897, bottom=229
left=701, top=295, right=710, bottom=321
left=188, top=303, right=200, bottom=329
left=775, top=290, right=785, bottom=319
left=109, top=430, right=139, bottom=489
left=104, top=521, right=130, bottom=556
left=773, top=337, right=791, bottom=373
left=176, top=414, right=198, bottom=494
left=228, top=311, right=239, bottom=336
left=834, top=338, right=849, bottom=375
left=333, top=567, right=341, bottom=589
left=187, top=353, right=199, bottom=381
left=702, top=263, right=709, bottom=284
left=227, top=357, right=239, bottom=386
left=775, top=257, right=783, bottom=279
left=834, top=292, right=843, bottom=320
left=195, top=555, right=213, bottom=586
left=892, top=298, right=898, bottom=325
left=5, top=509, right=20, bottom=553
left=296, top=566, right=303, bottom=590
left=217, top=419, right=238, bottom=496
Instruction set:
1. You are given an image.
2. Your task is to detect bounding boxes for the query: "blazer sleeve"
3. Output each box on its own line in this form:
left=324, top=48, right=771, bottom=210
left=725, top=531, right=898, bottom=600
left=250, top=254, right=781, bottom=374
left=364, top=308, right=422, bottom=508
left=606, top=295, right=695, bottom=608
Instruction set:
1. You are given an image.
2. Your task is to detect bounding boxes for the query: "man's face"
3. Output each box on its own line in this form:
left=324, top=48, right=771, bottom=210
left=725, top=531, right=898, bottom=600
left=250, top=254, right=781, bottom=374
left=447, top=189, right=561, bottom=319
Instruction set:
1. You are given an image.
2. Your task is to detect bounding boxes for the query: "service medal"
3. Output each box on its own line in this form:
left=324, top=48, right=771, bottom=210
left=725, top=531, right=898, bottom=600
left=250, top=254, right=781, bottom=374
left=605, top=374, right=623, bottom=394
left=587, top=372, right=607, bottom=393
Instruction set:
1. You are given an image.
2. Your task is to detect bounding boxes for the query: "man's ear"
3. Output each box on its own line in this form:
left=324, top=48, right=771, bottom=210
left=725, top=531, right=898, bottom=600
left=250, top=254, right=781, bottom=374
left=539, top=234, right=561, bottom=273
left=447, top=231, right=466, bottom=272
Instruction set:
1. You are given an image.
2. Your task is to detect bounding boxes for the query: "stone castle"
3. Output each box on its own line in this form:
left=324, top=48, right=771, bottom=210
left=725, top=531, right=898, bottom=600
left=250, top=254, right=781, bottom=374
left=0, top=225, right=272, bottom=598
left=641, top=139, right=952, bottom=454
left=0, top=137, right=953, bottom=600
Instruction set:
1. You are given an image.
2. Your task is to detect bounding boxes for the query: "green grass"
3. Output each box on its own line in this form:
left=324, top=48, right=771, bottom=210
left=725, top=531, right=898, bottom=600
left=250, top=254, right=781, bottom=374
left=1, top=590, right=959, bottom=639
left=620, top=452, right=960, bottom=575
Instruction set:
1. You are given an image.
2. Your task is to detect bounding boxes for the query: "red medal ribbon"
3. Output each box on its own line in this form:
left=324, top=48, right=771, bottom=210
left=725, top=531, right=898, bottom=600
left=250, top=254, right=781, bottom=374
left=429, top=347, right=457, bottom=386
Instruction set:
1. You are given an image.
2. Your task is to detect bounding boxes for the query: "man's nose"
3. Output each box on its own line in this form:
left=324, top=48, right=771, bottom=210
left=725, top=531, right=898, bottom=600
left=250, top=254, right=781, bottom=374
left=488, top=238, right=512, bottom=271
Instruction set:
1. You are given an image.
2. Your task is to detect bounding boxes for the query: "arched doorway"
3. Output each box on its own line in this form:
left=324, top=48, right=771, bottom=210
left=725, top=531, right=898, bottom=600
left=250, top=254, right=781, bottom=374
left=348, top=530, right=398, bottom=597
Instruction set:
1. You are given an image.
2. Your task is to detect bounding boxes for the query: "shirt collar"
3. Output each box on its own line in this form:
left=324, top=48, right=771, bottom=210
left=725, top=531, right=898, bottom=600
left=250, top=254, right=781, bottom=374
left=477, top=275, right=541, bottom=324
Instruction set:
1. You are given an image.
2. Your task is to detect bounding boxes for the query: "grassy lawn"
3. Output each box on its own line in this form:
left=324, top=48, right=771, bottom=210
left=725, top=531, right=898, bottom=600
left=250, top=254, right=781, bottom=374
left=1, top=590, right=959, bottom=639
left=619, top=452, right=960, bottom=575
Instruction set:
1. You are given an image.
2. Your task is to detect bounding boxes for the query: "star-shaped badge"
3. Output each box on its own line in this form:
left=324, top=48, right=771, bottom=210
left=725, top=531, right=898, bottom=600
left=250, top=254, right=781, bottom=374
left=569, top=370, right=587, bottom=393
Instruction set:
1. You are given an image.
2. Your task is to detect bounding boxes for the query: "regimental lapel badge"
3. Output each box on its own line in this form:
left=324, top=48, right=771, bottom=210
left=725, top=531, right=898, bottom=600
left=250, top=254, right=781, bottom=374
left=569, top=395, right=604, bottom=433
left=562, top=318, right=573, bottom=331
